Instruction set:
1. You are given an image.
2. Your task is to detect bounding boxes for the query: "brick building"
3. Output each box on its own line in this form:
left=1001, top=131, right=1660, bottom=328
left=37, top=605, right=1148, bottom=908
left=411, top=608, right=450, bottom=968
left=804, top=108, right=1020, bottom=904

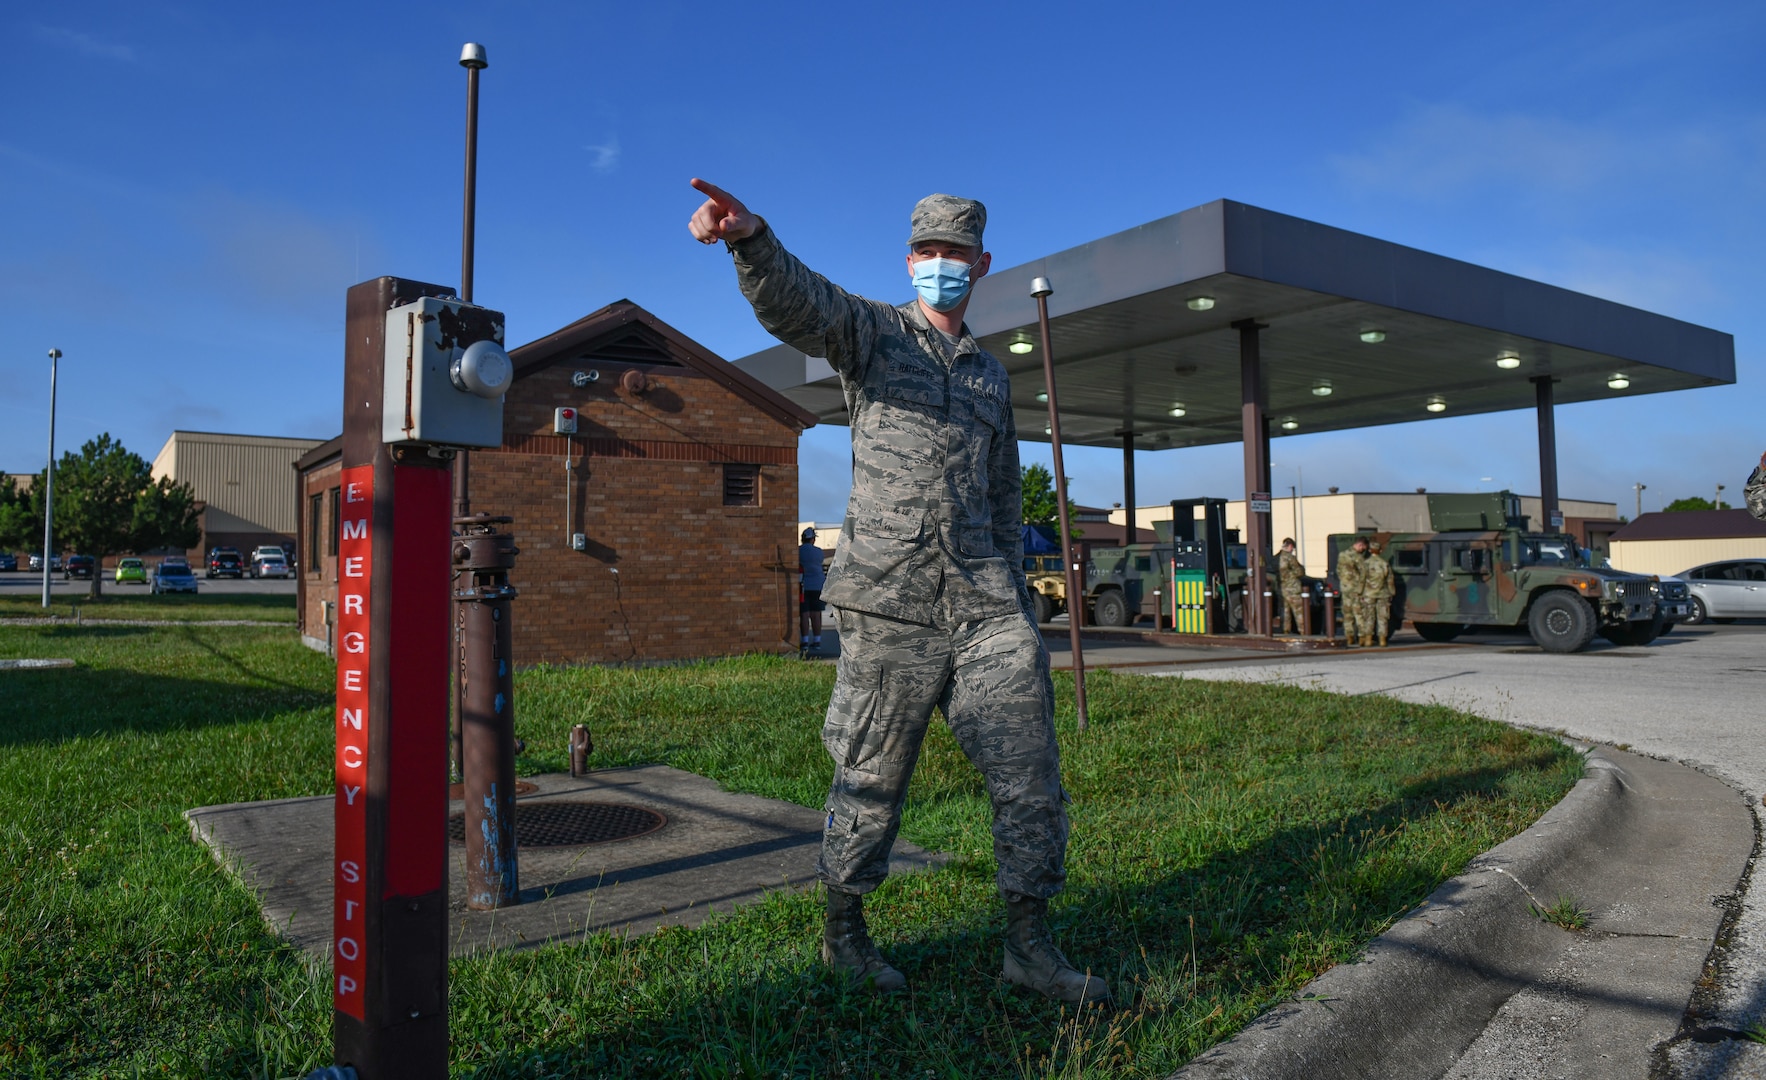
left=295, top=300, right=816, bottom=665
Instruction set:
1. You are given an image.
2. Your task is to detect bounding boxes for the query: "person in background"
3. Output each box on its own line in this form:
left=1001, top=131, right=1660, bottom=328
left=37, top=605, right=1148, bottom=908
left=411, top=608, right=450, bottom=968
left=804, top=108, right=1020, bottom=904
left=1362, top=540, right=1395, bottom=647
left=799, top=526, right=827, bottom=652
left=1337, top=536, right=1369, bottom=645
left=1276, top=537, right=1306, bottom=634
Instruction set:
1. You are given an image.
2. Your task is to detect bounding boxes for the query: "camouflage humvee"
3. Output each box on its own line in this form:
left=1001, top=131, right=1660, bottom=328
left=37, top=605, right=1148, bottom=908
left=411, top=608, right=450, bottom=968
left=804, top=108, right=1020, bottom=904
left=1327, top=492, right=1662, bottom=653
left=1023, top=553, right=1068, bottom=624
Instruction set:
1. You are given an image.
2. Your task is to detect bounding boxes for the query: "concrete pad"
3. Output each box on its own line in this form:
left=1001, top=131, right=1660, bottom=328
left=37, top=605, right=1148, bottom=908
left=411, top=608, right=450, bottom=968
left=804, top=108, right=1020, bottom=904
left=185, top=765, right=944, bottom=957
left=1170, top=747, right=1753, bottom=1080
left=0, top=658, right=75, bottom=669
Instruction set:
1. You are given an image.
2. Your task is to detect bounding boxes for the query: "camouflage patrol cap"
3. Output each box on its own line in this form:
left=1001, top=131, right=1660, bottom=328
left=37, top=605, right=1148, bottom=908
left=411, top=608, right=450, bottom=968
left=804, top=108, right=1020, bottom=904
left=908, top=194, right=986, bottom=248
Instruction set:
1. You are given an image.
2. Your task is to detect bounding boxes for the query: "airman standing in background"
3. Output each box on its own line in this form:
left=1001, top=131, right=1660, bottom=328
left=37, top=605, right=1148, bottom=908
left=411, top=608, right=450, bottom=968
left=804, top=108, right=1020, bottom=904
left=1277, top=538, right=1306, bottom=634
left=1337, top=536, right=1369, bottom=646
left=1362, top=540, right=1395, bottom=647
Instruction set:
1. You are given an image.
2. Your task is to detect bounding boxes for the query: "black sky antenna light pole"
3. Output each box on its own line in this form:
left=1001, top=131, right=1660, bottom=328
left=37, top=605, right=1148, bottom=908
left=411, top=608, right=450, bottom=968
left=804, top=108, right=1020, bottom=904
left=1032, top=277, right=1088, bottom=732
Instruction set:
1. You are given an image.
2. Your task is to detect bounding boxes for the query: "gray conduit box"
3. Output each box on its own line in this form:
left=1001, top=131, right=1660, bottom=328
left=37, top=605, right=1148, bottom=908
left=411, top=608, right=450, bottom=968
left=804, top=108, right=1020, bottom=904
left=383, top=296, right=509, bottom=447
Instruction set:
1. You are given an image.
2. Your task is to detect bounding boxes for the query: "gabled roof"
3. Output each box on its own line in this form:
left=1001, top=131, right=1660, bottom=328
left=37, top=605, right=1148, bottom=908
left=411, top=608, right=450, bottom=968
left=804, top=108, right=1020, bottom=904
left=1609, top=510, right=1766, bottom=542
left=512, top=299, right=818, bottom=432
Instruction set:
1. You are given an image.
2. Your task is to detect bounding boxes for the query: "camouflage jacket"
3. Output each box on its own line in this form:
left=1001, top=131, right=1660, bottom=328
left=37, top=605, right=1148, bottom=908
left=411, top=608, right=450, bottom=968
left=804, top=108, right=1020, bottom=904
left=1361, top=553, right=1395, bottom=600
left=1277, top=551, right=1305, bottom=591
left=1336, top=549, right=1366, bottom=597
left=729, top=223, right=1027, bottom=625
left=1747, top=464, right=1766, bottom=521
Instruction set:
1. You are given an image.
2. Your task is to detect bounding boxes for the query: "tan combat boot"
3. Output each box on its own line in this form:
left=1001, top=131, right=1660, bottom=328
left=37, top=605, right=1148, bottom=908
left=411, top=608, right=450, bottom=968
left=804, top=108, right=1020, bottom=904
left=1002, top=894, right=1109, bottom=1005
left=822, top=889, right=906, bottom=993
left=1361, top=633, right=1375, bottom=647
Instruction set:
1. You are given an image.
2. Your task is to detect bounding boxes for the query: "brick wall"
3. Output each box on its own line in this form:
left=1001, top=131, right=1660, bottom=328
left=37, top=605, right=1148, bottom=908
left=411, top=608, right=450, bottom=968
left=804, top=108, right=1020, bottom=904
left=298, top=350, right=805, bottom=666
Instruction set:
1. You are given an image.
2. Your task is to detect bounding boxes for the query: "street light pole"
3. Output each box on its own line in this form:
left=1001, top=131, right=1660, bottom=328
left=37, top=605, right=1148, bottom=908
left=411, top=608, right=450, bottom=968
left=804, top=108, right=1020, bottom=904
left=41, top=349, right=60, bottom=609
left=1716, top=483, right=1726, bottom=510
left=1031, top=276, right=1087, bottom=732
left=1635, top=482, right=1646, bottom=520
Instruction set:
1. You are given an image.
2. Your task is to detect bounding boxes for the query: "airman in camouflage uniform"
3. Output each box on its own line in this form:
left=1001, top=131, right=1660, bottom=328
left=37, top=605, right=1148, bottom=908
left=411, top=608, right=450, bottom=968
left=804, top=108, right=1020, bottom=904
left=688, top=180, right=1105, bottom=1005
left=1277, top=538, right=1306, bottom=633
left=1336, top=536, right=1369, bottom=645
left=1747, top=453, right=1766, bottom=521
left=1362, top=541, right=1395, bottom=647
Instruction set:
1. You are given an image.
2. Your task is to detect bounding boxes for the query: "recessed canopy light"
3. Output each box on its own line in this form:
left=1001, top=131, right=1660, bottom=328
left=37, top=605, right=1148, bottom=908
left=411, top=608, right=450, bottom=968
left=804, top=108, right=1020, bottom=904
left=1008, top=341, right=1035, bottom=355
left=1035, top=391, right=1049, bottom=403
left=1496, top=352, right=1522, bottom=370
left=1043, top=426, right=1052, bottom=435
left=1168, top=404, right=1187, bottom=417
left=1426, top=396, right=1447, bottom=413
left=1186, top=296, right=1215, bottom=311
left=1311, top=381, right=1333, bottom=397
left=1360, top=329, right=1387, bottom=344
left=1607, top=374, right=1631, bottom=390
left=1280, top=418, right=1299, bottom=431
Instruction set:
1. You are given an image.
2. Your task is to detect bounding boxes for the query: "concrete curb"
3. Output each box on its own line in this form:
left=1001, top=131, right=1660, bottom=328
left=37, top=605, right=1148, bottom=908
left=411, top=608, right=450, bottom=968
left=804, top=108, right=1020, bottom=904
left=1170, top=746, right=1752, bottom=1080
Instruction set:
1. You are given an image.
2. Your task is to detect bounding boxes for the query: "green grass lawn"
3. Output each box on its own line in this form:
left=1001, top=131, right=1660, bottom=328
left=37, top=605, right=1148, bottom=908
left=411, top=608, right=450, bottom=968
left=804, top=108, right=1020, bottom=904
left=0, top=624, right=1583, bottom=1078
left=0, top=590, right=295, bottom=623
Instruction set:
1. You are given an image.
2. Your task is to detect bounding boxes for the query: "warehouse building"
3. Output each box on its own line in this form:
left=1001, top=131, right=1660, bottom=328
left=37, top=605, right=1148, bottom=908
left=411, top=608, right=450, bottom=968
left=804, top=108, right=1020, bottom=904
left=151, top=430, right=327, bottom=560
left=1606, top=510, right=1766, bottom=577
left=296, top=299, right=816, bottom=665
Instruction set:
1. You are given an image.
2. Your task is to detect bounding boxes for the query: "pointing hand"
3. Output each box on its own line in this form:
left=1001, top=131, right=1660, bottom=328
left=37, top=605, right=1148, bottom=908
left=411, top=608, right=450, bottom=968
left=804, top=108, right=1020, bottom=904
left=688, top=178, right=759, bottom=245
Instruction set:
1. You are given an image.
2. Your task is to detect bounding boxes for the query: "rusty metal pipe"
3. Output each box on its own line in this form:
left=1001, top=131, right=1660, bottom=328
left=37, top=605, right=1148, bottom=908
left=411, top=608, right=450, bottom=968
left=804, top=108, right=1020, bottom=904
left=455, top=514, right=520, bottom=909
left=1032, top=278, right=1087, bottom=732
left=569, top=724, right=593, bottom=778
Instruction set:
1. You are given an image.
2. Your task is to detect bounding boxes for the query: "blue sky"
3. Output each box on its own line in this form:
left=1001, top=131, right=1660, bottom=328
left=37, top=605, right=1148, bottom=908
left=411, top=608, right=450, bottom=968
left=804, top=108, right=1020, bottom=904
left=6, top=2, right=1761, bottom=521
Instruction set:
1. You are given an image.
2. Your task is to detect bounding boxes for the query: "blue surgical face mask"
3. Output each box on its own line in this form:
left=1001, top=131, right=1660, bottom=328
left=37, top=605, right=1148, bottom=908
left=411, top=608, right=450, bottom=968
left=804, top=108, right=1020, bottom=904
left=911, top=256, right=975, bottom=312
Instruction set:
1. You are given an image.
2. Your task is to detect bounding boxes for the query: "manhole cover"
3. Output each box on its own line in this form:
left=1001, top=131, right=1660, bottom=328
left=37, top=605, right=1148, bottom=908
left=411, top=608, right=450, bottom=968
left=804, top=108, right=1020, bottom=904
left=447, top=801, right=665, bottom=848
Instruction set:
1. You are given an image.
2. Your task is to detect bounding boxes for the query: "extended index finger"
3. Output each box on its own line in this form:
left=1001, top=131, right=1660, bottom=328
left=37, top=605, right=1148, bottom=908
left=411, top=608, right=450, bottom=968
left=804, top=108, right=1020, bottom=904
left=689, top=177, right=740, bottom=211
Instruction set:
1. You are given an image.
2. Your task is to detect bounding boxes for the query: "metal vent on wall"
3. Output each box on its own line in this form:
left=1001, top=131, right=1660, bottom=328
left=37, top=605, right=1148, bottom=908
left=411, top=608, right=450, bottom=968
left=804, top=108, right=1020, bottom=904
left=723, top=463, right=760, bottom=506
left=579, top=330, right=685, bottom=368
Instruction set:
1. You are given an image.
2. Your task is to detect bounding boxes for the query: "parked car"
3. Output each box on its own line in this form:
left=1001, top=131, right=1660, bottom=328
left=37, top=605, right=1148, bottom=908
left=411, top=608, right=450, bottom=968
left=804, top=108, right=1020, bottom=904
left=63, top=555, right=96, bottom=580
left=1679, top=560, right=1766, bottom=624
left=29, top=554, right=62, bottom=572
left=115, top=557, right=147, bottom=585
left=1654, top=575, right=1693, bottom=633
left=208, top=547, right=245, bottom=578
left=153, top=561, right=198, bottom=595
left=0, top=554, right=15, bottom=572
left=250, top=550, right=292, bottom=579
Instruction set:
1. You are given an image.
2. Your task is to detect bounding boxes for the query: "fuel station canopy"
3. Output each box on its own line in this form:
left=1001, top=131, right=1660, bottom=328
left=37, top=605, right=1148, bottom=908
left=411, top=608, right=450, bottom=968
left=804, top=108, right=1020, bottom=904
left=733, top=199, right=1734, bottom=448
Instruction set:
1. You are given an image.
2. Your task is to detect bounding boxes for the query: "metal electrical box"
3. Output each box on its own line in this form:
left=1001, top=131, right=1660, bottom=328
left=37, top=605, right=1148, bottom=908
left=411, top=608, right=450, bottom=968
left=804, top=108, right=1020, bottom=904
left=383, top=296, right=510, bottom=447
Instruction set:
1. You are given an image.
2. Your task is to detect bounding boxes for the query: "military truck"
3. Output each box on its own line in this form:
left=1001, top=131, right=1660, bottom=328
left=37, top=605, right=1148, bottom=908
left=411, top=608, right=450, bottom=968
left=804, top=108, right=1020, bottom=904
left=1023, top=552, right=1068, bottom=624
left=1327, top=492, right=1663, bottom=653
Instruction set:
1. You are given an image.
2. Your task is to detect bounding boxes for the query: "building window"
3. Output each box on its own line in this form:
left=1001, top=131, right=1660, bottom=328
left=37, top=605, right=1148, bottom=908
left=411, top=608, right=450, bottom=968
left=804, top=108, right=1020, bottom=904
left=308, top=493, right=324, bottom=573
left=328, top=487, right=341, bottom=557
left=723, top=464, right=760, bottom=507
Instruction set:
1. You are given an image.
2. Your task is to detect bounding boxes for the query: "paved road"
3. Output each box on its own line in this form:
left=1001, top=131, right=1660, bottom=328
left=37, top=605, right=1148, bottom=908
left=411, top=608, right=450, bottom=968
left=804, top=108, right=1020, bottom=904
left=0, top=573, right=296, bottom=598
left=1155, top=622, right=1766, bottom=1078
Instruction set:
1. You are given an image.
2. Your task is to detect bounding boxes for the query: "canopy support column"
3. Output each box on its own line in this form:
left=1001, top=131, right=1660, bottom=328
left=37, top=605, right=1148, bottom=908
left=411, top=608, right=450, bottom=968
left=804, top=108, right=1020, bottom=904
left=1121, top=431, right=1136, bottom=547
left=1235, top=319, right=1270, bottom=636
left=1532, top=376, right=1560, bottom=531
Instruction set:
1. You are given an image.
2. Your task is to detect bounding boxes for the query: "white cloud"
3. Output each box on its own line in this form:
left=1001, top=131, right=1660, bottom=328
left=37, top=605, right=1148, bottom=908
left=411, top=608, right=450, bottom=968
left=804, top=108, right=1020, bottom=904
left=1332, top=104, right=1625, bottom=199
left=584, top=138, right=621, bottom=173
left=33, top=25, right=136, bottom=63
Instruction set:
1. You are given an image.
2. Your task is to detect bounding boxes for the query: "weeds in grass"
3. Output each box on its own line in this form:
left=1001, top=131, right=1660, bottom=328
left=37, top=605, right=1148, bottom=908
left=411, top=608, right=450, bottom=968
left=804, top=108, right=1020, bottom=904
left=1530, top=894, right=1592, bottom=931
left=0, top=626, right=1583, bottom=1076
left=1743, top=1020, right=1766, bottom=1045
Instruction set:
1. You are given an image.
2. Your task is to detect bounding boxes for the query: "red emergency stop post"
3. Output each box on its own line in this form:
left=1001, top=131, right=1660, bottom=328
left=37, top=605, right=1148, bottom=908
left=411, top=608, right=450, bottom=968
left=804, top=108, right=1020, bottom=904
left=331, top=276, right=455, bottom=1077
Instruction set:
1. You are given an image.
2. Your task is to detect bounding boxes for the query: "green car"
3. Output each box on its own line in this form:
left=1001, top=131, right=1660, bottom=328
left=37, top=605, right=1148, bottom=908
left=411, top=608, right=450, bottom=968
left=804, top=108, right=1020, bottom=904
left=115, top=557, right=147, bottom=585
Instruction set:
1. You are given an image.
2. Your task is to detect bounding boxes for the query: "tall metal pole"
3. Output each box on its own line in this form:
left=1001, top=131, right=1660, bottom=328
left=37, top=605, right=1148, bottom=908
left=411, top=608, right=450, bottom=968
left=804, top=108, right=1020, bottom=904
left=1031, top=277, right=1087, bottom=731
left=41, top=349, right=59, bottom=609
left=452, top=42, right=488, bottom=779
left=1532, top=376, right=1559, bottom=531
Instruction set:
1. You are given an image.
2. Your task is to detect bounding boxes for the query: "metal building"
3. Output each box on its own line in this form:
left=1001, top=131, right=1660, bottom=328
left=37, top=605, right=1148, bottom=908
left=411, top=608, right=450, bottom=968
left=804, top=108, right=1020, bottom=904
left=151, top=430, right=327, bottom=558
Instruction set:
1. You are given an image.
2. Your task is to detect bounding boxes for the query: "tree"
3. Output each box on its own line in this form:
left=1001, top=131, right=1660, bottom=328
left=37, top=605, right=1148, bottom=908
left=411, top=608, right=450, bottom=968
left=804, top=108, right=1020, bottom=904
left=1021, top=464, right=1082, bottom=538
left=42, top=434, right=201, bottom=598
left=0, top=474, right=42, bottom=555
left=1664, top=496, right=1731, bottom=512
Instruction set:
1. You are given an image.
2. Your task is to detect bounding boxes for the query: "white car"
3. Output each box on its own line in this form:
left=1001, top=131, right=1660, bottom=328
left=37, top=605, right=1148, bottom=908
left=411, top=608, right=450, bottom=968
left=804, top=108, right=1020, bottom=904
left=1679, top=560, right=1766, bottom=624
left=250, top=552, right=292, bottom=579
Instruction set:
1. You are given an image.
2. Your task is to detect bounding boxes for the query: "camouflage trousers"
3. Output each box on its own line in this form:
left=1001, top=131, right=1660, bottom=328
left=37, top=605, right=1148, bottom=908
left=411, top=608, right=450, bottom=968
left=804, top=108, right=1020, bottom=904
left=1344, top=597, right=1370, bottom=640
left=1279, top=588, right=1305, bottom=633
left=1369, top=598, right=1391, bottom=642
left=819, top=607, right=1066, bottom=900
